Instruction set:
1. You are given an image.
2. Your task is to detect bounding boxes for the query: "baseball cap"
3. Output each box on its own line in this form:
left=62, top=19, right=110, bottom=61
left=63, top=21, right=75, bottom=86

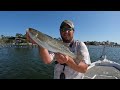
left=60, top=20, right=74, bottom=29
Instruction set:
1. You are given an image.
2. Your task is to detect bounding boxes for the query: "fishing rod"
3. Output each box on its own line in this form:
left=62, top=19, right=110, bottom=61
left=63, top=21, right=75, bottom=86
left=100, top=45, right=106, bottom=59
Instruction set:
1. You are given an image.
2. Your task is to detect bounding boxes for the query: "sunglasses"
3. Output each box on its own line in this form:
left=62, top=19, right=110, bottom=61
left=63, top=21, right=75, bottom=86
left=60, top=28, right=73, bottom=32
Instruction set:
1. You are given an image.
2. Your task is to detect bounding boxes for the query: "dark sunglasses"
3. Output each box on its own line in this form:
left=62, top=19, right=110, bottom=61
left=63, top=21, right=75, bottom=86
left=60, top=28, right=73, bottom=32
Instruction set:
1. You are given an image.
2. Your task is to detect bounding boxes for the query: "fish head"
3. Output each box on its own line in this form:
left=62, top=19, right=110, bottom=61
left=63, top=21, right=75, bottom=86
left=27, top=28, right=47, bottom=42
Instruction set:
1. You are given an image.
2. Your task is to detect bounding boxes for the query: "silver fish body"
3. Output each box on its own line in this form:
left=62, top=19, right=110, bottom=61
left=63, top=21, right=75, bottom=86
left=27, top=28, right=82, bottom=64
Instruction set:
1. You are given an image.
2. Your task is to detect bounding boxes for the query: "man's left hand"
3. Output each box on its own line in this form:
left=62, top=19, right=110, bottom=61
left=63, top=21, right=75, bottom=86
left=55, top=53, right=69, bottom=64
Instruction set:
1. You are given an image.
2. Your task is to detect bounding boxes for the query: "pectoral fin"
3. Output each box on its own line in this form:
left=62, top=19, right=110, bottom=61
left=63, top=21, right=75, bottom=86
left=74, top=54, right=84, bottom=65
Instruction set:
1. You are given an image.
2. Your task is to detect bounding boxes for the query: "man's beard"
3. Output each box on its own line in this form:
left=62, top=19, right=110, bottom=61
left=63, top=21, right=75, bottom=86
left=61, top=36, right=73, bottom=43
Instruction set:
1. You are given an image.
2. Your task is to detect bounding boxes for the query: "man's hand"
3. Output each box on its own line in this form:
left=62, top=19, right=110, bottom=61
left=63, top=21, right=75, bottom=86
left=55, top=53, right=69, bottom=64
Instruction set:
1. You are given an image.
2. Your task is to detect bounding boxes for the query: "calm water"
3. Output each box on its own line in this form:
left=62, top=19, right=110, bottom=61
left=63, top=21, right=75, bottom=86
left=0, top=45, right=120, bottom=79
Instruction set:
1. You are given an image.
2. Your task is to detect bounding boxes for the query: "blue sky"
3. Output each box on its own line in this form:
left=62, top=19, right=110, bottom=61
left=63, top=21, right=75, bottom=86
left=0, top=11, right=120, bottom=44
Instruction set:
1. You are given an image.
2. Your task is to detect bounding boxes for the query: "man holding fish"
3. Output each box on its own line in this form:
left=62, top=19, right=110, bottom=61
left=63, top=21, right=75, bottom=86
left=38, top=20, right=91, bottom=79
left=27, top=20, right=91, bottom=79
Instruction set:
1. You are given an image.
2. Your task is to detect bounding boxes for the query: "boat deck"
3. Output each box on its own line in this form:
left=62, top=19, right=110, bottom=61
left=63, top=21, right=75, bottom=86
left=83, top=65, right=120, bottom=79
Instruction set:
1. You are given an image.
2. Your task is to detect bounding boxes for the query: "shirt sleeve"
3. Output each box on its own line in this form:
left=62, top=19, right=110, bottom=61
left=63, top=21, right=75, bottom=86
left=78, top=41, right=91, bottom=65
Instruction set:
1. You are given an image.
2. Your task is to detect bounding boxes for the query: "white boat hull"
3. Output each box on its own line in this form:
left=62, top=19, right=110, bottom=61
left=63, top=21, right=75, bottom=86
left=83, top=56, right=120, bottom=79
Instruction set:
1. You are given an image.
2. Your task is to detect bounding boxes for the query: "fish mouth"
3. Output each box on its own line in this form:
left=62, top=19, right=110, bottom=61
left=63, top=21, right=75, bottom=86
left=28, top=28, right=39, bottom=36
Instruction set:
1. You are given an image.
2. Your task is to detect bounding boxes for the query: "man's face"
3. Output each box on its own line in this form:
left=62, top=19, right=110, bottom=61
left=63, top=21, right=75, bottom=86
left=60, top=25, right=74, bottom=43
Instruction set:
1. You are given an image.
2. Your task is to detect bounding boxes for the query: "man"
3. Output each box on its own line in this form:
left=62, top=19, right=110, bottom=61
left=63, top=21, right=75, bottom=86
left=39, top=20, right=91, bottom=79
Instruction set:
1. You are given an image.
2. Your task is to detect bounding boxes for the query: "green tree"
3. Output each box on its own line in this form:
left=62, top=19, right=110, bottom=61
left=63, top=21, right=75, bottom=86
left=16, top=33, right=23, bottom=38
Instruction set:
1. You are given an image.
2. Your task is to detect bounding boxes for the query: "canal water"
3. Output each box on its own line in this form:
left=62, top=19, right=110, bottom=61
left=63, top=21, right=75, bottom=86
left=0, top=45, right=120, bottom=79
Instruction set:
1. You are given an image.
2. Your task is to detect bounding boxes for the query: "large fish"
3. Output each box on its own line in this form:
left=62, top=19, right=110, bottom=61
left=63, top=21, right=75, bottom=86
left=26, top=28, right=83, bottom=64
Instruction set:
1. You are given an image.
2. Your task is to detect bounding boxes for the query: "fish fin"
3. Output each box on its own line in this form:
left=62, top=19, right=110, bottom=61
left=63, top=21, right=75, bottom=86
left=74, top=54, right=84, bottom=65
